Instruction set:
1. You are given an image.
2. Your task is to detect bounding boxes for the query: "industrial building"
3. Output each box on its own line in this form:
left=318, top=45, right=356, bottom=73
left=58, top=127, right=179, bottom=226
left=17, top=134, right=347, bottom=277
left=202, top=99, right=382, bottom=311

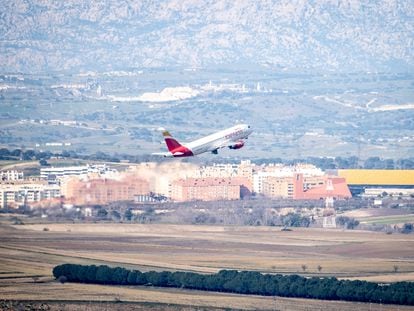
left=40, top=164, right=116, bottom=183
left=337, top=169, right=414, bottom=196
left=40, top=165, right=89, bottom=181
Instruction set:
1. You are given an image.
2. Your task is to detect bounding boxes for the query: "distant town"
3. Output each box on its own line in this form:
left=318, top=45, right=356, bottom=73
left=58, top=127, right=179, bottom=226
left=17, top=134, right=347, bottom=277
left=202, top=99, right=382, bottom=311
left=1, top=150, right=413, bottom=232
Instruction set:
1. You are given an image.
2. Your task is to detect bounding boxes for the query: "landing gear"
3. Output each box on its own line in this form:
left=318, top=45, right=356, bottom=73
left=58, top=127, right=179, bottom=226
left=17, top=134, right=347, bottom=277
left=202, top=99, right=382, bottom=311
left=212, top=149, right=218, bottom=155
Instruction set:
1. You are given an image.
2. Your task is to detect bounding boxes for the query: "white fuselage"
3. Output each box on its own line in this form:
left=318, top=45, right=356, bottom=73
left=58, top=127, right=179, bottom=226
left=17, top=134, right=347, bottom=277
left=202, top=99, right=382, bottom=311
left=185, top=124, right=252, bottom=155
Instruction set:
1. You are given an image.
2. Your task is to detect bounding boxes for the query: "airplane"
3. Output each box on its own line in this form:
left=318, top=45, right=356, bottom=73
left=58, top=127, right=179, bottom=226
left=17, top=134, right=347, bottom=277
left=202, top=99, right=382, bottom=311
left=152, top=124, right=253, bottom=158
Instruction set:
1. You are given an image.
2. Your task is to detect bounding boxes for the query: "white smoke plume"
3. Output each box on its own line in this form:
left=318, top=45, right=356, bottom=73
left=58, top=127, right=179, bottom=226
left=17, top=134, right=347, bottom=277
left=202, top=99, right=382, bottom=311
left=127, top=162, right=199, bottom=196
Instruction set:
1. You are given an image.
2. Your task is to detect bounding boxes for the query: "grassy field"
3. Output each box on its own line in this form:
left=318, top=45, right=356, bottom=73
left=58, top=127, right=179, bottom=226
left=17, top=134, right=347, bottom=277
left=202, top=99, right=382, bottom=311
left=359, top=214, right=414, bottom=225
left=0, top=160, right=40, bottom=170
left=343, top=208, right=414, bottom=227
left=1, top=219, right=414, bottom=310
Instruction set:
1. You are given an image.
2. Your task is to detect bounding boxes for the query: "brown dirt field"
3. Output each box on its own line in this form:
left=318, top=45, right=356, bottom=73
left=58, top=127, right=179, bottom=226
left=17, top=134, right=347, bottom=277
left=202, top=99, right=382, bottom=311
left=1, top=282, right=413, bottom=311
left=1, top=222, right=414, bottom=310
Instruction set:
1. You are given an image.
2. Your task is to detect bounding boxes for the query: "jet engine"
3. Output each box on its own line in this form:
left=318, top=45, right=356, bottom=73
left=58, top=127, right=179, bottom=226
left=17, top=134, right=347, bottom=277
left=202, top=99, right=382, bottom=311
left=229, top=141, right=245, bottom=149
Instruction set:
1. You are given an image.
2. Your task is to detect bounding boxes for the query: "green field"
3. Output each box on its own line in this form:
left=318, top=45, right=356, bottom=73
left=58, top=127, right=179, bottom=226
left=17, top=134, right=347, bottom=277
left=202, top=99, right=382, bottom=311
left=360, top=214, right=414, bottom=225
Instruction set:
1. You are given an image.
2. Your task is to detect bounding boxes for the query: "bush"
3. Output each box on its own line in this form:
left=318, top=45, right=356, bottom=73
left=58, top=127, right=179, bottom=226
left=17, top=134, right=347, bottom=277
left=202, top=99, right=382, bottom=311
left=401, top=223, right=413, bottom=234
left=336, top=216, right=359, bottom=229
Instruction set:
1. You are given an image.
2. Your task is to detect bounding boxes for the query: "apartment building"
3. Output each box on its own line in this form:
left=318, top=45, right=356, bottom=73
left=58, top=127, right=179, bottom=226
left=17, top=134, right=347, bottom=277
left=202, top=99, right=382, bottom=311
left=0, top=170, right=24, bottom=181
left=261, top=174, right=351, bottom=200
left=171, top=177, right=245, bottom=202
left=62, top=175, right=149, bottom=205
left=293, top=174, right=351, bottom=200
left=262, top=176, right=295, bottom=198
left=0, top=181, right=60, bottom=208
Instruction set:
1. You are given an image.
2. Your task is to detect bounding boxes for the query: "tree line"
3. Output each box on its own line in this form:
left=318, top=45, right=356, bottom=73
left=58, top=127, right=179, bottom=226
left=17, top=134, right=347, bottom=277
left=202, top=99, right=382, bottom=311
left=53, top=264, right=414, bottom=306
left=1, top=147, right=413, bottom=169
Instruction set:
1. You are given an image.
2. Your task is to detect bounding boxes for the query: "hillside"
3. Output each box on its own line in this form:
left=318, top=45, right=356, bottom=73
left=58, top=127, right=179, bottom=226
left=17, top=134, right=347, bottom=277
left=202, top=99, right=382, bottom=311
left=0, top=1, right=413, bottom=159
left=1, top=1, right=413, bottom=73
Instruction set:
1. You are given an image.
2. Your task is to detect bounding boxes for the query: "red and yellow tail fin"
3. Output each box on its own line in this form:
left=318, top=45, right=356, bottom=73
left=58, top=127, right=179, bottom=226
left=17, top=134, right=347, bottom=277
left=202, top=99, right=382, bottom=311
left=162, top=130, right=182, bottom=152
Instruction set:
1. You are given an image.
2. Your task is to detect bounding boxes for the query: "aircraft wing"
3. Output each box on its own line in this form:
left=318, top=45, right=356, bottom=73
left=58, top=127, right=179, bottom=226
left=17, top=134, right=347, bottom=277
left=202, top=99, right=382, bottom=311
left=209, top=142, right=229, bottom=152
left=151, top=152, right=173, bottom=158
left=206, top=139, right=242, bottom=153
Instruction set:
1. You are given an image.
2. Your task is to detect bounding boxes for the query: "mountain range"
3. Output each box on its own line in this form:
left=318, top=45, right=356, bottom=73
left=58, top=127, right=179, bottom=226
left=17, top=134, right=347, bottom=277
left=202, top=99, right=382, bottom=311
left=1, top=0, right=413, bottom=73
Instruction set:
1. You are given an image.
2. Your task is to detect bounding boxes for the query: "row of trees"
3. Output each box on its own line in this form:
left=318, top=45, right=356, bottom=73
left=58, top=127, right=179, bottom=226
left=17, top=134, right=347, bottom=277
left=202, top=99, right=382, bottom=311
left=53, top=264, right=414, bottom=305
left=1, top=147, right=413, bottom=169
left=95, top=205, right=316, bottom=228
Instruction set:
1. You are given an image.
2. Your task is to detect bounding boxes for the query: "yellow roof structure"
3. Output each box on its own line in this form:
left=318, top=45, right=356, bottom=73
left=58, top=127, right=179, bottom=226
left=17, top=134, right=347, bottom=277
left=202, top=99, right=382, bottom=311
left=338, top=169, right=414, bottom=185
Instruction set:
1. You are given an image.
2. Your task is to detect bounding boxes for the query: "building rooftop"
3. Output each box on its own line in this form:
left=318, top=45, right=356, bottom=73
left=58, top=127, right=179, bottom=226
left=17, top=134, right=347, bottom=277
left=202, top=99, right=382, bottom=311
left=175, top=177, right=243, bottom=187
left=338, top=169, right=414, bottom=186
